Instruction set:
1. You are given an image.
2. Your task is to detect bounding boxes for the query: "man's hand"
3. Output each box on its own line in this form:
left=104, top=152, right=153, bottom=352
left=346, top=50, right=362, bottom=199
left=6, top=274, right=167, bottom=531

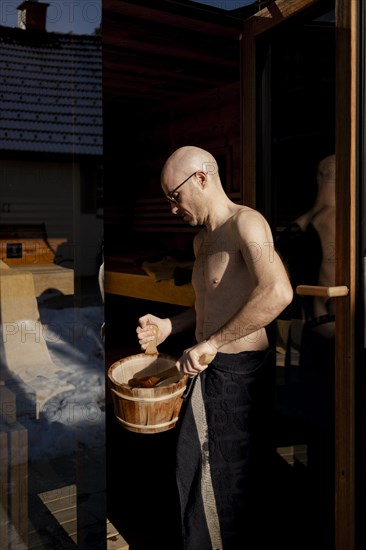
left=176, top=340, right=217, bottom=378
left=136, top=314, right=172, bottom=351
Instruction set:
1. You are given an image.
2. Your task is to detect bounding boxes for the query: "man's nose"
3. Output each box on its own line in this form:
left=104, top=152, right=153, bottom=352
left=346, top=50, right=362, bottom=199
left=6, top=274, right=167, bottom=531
left=170, top=203, right=179, bottom=214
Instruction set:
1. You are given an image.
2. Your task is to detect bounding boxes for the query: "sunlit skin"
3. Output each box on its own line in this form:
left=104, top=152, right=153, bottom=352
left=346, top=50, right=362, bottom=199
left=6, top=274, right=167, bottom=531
left=295, top=154, right=336, bottom=338
left=137, top=146, right=293, bottom=377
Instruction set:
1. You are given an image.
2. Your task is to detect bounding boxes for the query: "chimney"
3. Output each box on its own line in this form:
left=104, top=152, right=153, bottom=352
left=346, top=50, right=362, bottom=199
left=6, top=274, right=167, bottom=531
left=17, top=1, right=49, bottom=32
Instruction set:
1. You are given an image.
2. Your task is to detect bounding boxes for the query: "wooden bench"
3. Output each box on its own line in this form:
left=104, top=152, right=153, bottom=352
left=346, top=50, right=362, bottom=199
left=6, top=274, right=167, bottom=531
left=105, top=197, right=196, bottom=305
left=0, top=223, right=74, bottom=296
left=104, top=265, right=195, bottom=307
left=105, top=194, right=240, bottom=305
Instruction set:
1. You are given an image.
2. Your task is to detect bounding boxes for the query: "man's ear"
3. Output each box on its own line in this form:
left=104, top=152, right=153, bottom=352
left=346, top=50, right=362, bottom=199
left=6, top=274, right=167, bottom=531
left=195, top=171, right=207, bottom=188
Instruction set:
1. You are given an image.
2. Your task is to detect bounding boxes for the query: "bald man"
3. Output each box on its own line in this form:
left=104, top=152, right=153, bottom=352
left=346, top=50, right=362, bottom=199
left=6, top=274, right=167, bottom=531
left=136, top=146, right=293, bottom=549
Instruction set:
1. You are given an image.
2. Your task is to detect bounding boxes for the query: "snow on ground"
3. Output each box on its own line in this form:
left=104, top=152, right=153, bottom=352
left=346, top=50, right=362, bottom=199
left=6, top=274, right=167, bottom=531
left=19, top=303, right=105, bottom=461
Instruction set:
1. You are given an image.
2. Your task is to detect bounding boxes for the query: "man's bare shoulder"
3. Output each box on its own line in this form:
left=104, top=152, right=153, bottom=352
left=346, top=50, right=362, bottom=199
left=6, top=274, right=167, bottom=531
left=232, top=204, right=263, bottom=219
left=230, top=205, right=271, bottom=233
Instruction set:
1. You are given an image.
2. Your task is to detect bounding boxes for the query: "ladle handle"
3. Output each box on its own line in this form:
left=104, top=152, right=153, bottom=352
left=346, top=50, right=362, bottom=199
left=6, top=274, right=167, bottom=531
left=145, top=323, right=159, bottom=355
left=181, top=353, right=216, bottom=399
left=198, top=353, right=215, bottom=365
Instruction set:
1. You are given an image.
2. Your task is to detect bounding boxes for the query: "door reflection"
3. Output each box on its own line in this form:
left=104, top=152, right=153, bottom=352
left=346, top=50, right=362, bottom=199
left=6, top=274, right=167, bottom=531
left=269, top=10, right=336, bottom=550
left=276, top=154, right=336, bottom=549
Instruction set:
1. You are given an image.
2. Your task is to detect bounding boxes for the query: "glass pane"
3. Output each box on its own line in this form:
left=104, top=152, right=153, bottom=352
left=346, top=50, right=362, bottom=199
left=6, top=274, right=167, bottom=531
left=0, top=1, right=105, bottom=547
left=272, top=9, right=336, bottom=550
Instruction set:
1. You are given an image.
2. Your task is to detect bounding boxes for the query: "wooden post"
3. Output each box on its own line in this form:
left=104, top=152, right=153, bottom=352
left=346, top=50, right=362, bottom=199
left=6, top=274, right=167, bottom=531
left=0, top=419, right=28, bottom=549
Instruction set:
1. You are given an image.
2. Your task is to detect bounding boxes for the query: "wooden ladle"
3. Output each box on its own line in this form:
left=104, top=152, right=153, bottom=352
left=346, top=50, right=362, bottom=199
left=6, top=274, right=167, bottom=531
left=128, top=354, right=215, bottom=388
left=129, top=321, right=215, bottom=389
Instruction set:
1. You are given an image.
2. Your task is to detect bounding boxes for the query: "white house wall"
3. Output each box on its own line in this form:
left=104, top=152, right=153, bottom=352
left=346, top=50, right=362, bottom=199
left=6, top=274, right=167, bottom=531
left=0, top=158, right=103, bottom=276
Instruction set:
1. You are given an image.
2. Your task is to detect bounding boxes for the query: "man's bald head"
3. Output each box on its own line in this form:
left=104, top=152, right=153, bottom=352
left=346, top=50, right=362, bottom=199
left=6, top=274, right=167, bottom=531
left=161, top=146, right=220, bottom=185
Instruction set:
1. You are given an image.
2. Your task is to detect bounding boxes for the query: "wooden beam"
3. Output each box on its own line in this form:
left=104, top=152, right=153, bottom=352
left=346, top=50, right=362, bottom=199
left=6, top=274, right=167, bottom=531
left=334, top=1, right=357, bottom=549
left=245, top=0, right=326, bottom=36
left=8, top=425, right=28, bottom=547
left=0, top=430, right=9, bottom=549
left=0, top=421, right=28, bottom=548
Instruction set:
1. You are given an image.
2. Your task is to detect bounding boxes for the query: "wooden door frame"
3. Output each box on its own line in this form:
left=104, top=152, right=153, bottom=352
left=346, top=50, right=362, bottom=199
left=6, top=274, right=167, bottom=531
left=240, top=0, right=330, bottom=206
left=335, top=1, right=359, bottom=548
left=241, top=1, right=357, bottom=548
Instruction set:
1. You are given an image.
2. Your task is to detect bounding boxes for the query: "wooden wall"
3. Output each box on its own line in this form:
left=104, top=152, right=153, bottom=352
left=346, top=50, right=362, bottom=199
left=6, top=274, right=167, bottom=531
left=103, top=80, right=240, bottom=260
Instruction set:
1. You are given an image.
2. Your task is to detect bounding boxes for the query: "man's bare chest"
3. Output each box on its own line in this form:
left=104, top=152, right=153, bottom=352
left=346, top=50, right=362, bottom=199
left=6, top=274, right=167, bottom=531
left=193, top=238, right=245, bottom=289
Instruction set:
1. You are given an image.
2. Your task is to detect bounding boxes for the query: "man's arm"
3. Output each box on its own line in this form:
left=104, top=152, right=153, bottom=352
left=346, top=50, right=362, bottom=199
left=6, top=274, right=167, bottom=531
left=208, top=210, right=293, bottom=350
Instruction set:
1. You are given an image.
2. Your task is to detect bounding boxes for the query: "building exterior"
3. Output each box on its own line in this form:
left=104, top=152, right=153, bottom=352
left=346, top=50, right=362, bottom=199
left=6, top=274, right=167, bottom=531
left=0, top=0, right=103, bottom=276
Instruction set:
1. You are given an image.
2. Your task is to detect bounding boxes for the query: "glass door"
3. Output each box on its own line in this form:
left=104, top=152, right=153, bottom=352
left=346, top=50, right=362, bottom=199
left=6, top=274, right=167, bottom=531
left=241, top=1, right=364, bottom=548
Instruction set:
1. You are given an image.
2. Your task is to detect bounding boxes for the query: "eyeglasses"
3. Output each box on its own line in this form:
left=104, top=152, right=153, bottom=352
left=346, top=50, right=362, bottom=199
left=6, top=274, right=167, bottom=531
left=165, top=171, right=196, bottom=205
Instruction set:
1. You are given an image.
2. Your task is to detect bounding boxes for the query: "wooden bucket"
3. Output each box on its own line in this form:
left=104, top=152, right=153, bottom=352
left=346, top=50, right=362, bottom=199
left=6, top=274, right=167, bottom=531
left=107, top=353, right=188, bottom=434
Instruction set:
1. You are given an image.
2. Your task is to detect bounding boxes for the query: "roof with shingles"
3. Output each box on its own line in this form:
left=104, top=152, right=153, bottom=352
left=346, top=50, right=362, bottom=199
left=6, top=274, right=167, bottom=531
left=0, top=26, right=102, bottom=156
